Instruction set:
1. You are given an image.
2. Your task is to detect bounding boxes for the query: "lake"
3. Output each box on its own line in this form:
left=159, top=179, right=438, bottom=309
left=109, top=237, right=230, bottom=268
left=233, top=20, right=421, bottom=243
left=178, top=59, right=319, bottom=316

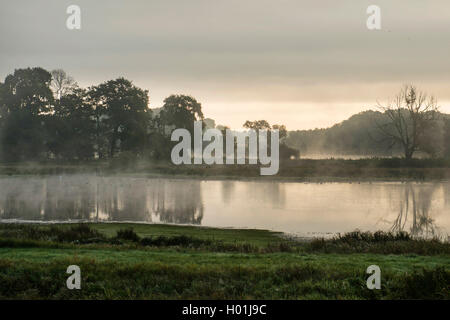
left=0, top=175, right=449, bottom=238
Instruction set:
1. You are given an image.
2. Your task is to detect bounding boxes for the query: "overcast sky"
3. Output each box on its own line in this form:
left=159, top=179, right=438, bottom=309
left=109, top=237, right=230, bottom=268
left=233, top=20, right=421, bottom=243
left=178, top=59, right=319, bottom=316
left=1, top=0, right=450, bottom=129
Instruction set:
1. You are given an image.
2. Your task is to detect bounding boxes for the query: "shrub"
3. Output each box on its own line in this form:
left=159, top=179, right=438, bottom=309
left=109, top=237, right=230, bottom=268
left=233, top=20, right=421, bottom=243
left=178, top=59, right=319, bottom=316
left=390, top=267, right=450, bottom=299
left=115, top=228, right=140, bottom=242
left=140, top=235, right=212, bottom=248
left=306, top=230, right=449, bottom=255
left=52, top=224, right=104, bottom=243
left=0, top=223, right=104, bottom=243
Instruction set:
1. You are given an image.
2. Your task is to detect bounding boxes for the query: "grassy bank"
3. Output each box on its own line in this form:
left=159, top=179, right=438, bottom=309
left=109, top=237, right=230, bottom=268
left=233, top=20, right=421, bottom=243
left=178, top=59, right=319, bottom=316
left=1, top=158, right=450, bottom=181
left=0, top=223, right=448, bottom=299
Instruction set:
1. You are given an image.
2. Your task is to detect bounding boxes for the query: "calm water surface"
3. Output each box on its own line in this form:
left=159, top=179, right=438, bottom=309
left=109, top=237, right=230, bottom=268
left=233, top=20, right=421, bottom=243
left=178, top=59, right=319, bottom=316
left=0, top=175, right=449, bottom=238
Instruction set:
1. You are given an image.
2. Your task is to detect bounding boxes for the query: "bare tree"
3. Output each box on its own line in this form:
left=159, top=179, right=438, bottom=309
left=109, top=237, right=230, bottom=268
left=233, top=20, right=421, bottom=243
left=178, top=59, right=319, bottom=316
left=51, top=69, right=76, bottom=99
left=377, top=85, right=439, bottom=159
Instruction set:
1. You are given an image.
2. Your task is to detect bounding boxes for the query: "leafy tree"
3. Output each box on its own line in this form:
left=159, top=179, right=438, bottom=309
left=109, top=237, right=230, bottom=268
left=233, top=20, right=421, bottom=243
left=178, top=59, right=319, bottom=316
left=0, top=81, right=4, bottom=109
left=203, top=118, right=215, bottom=129
left=272, top=124, right=287, bottom=140
left=158, top=95, right=204, bottom=134
left=148, top=131, right=173, bottom=160
left=243, top=120, right=288, bottom=158
left=2, top=67, right=53, bottom=115
left=88, top=78, right=150, bottom=158
left=152, top=95, right=204, bottom=159
left=243, top=120, right=271, bottom=131
left=46, top=88, right=96, bottom=160
left=0, top=67, right=53, bottom=161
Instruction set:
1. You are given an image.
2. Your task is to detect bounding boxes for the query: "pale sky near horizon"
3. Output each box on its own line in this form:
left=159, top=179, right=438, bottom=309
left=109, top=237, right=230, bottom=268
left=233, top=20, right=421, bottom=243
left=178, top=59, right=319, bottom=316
left=1, top=0, right=450, bottom=130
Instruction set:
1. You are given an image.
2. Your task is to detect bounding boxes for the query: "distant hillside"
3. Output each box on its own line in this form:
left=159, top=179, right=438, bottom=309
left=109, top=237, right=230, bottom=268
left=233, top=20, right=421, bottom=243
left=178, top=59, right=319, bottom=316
left=285, top=110, right=450, bottom=158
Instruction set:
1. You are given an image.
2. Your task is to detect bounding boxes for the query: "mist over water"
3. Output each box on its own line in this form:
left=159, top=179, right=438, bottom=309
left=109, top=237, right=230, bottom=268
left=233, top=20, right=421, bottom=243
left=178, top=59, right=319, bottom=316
left=0, top=175, right=449, bottom=238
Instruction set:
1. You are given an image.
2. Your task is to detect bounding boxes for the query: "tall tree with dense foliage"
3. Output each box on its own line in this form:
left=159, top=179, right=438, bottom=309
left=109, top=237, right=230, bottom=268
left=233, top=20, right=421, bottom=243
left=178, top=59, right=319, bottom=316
left=152, top=95, right=204, bottom=160
left=158, top=95, right=204, bottom=133
left=0, top=67, right=54, bottom=161
left=88, top=78, right=150, bottom=158
left=46, top=87, right=96, bottom=160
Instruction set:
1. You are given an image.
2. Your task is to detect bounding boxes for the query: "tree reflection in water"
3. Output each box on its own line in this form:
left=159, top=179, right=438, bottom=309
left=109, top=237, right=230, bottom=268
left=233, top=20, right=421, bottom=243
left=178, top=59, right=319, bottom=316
left=0, top=176, right=204, bottom=225
left=151, top=179, right=204, bottom=224
left=391, top=183, right=439, bottom=238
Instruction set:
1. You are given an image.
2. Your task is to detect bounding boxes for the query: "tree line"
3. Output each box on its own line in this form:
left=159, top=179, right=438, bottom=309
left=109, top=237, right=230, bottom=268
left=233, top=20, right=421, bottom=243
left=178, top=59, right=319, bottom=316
left=1, top=69, right=447, bottom=162
left=0, top=67, right=206, bottom=162
left=0, top=67, right=296, bottom=163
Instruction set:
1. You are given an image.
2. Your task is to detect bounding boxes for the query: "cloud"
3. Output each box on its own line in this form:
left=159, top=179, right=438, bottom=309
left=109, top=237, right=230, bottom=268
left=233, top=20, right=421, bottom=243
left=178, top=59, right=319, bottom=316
left=1, top=0, right=450, bottom=129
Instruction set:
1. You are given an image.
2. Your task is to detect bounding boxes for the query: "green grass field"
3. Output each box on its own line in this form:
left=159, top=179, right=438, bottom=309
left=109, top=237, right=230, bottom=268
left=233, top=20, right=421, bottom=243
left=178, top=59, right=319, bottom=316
left=0, top=223, right=448, bottom=299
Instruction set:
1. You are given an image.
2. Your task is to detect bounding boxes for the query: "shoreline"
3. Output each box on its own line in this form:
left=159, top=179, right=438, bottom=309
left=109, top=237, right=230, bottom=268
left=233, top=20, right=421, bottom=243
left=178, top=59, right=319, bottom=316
left=0, top=220, right=314, bottom=241
left=1, top=158, right=450, bottom=182
left=1, top=170, right=450, bottom=183
left=0, top=220, right=447, bottom=243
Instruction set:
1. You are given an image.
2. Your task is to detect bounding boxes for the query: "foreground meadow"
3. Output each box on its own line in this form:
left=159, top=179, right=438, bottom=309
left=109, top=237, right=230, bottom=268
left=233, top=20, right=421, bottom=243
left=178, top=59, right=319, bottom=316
left=0, top=223, right=448, bottom=299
